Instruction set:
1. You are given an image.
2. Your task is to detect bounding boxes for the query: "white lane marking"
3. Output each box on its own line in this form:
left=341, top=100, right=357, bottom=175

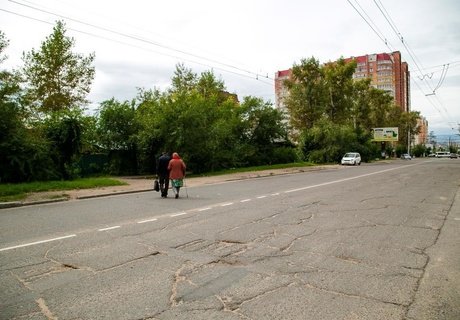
left=240, top=199, right=251, bottom=202
left=170, top=212, right=188, bottom=217
left=0, top=234, right=76, bottom=252
left=271, top=193, right=280, bottom=196
left=98, top=226, right=120, bottom=231
left=257, top=195, right=267, bottom=199
left=198, top=207, right=211, bottom=211
left=137, top=218, right=158, bottom=224
left=221, top=203, right=234, bottom=207
left=285, top=164, right=421, bottom=193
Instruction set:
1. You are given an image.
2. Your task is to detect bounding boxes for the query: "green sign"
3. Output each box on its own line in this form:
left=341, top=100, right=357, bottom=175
left=372, top=127, right=399, bottom=142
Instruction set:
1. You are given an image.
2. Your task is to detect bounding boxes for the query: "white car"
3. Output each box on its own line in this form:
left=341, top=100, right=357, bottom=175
left=341, top=152, right=361, bottom=165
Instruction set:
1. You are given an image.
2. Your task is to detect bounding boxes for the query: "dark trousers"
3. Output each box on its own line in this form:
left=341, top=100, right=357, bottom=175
left=159, top=175, right=169, bottom=196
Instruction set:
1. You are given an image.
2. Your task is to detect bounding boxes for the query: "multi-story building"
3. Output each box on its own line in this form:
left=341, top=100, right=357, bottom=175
left=274, top=51, right=410, bottom=112
left=274, top=69, right=292, bottom=112
left=344, top=51, right=410, bottom=112
left=414, top=116, right=428, bottom=146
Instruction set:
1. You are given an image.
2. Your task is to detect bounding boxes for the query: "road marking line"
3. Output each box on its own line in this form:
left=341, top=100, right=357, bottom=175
left=198, top=207, right=211, bottom=211
left=240, top=199, right=251, bottom=202
left=170, top=212, right=188, bottom=217
left=285, top=164, right=421, bottom=193
left=221, top=203, right=234, bottom=207
left=98, top=226, right=120, bottom=231
left=271, top=193, right=280, bottom=196
left=0, top=234, right=76, bottom=252
left=137, top=218, right=158, bottom=224
left=257, top=196, right=267, bottom=199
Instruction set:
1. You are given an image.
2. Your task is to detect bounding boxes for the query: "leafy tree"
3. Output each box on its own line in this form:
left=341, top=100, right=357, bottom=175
left=43, top=110, right=85, bottom=179
left=284, top=57, right=327, bottom=132
left=399, top=111, right=421, bottom=152
left=412, top=144, right=427, bottom=157
left=96, top=98, right=139, bottom=174
left=0, top=31, right=8, bottom=64
left=323, top=58, right=356, bottom=124
left=22, top=21, right=95, bottom=114
left=239, top=96, right=291, bottom=164
left=0, top=32, right=56, bottom=182
left=97, top=98, right=138, bottom=150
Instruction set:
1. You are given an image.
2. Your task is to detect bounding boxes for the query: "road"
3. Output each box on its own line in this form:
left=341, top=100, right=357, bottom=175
left=1, top=159, right=459, bottom=319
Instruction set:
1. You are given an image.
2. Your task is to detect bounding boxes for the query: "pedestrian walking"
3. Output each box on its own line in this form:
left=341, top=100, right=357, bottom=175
left=168, top=152, right=186, bottom=199
left=157, top=151, right=171, bottom=198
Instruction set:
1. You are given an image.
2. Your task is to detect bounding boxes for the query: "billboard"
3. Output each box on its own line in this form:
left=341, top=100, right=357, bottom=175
left=372, top=127, right=399, bottom=142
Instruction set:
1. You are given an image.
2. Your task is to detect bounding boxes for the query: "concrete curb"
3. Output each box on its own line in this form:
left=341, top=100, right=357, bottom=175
left=76, top=188, right=153, bottom=200
left=0, top=197, right=69, bottom=209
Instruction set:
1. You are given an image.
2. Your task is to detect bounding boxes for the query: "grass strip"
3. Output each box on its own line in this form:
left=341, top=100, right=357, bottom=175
left=0, top=177, right=127, bottom=202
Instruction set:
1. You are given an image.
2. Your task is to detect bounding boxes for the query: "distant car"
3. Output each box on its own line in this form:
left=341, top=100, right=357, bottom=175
left=435, top=151, right=451, bottom=158
left=450, top=153, right=458, bottom=159
left=401, top=153, right=411, bottom=160
left=341, top=152, right=361, bottom=165
left=428, top=153, right=436, bottom=157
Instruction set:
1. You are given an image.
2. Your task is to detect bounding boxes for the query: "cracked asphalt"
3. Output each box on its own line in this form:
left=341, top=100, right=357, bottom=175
left=0, top=159, right=459, bottom=319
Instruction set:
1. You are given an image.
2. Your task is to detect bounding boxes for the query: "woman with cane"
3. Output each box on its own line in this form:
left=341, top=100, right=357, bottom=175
left=168, top=152, right=186, bottom=199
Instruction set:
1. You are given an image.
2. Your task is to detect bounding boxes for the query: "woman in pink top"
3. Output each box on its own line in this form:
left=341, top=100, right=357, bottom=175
left=168, top=152, right=186, bottom=198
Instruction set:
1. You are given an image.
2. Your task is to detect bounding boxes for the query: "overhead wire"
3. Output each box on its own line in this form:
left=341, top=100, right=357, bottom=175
left=353, top=0, right=395, bottom=51
left=371, top=0, right=455, bottom=123
left=5, top=0, right=274, bottom=84
left=346, top=0, right=393, bottom=52
left=0, top=7, right=275, bottom=87
left=433, top=64, right=449, bottom=93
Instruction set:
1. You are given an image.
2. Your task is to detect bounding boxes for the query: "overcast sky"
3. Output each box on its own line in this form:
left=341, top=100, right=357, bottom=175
left=1, top=0, right=459, bottom=138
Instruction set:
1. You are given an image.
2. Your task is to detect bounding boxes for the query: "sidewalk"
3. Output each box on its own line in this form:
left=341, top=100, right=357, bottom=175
left=1, top=165, right=336, bottom=209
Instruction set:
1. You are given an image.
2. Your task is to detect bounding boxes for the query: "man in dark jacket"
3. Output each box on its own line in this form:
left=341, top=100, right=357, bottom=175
left=157, top=151, right=171, bottom=198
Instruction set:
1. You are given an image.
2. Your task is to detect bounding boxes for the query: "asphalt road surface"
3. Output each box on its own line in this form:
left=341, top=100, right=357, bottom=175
left=1, top=159, right=459, bottom=319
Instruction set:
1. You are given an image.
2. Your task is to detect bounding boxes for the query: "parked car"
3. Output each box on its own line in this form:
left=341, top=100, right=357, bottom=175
left=341, top=152, right=361, bottom=165
left=401, top=153, right=411, bottom=160
left=450, top=153, right=458, bottom=159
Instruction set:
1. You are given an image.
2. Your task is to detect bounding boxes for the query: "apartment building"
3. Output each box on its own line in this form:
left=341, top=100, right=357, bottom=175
left=344, top=51, right=410, bottom=112
left=274, top=51, right=410, bottom=112
left=274, top=69, right=292, bottom=111
left=414, top=116, right=428, bottom=145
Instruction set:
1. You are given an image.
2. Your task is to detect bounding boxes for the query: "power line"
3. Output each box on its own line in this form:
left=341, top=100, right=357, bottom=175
left=352, top=0, right=395, bottom=50
left=346, top=0, right=393, bottom=51
left=0, top=8, right=274, bottom=86
left=433, top=64, right=449, bottom=93
left=371, top=0, right=455, bottom=124
left=6, top=0, right=274, bottom=83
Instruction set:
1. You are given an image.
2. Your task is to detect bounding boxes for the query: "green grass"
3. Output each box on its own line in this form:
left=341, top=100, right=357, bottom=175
left=0, top=177, right=127, bottom=202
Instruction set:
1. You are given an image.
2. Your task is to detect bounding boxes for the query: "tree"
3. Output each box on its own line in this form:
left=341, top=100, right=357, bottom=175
left=323, top=58, right=356, bottom=124
left=97, top=98, right=139, bottom=175
left=284, top=57, right=327, bottom=132
left=43, top=110, right=85, bottom=179
left=0, top=31, right=9, bottom=64
left=399, top=111, right=421, bottom=153
left=239, top=96, right=291, bottom=165
left=22, top=21, right=95, bottom=114
left=0, top=31, right=56, bottom=182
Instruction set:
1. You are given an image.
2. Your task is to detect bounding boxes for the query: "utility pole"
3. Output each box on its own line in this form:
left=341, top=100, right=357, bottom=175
left=407, top=125, right=411, bottom=155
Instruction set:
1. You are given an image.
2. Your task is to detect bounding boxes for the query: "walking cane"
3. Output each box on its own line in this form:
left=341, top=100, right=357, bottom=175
left=184, top=176, right=189, bottom=198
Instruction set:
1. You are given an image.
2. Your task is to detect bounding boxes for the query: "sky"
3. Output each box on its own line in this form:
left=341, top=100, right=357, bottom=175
left=1, top=0, right=460, bottom=140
